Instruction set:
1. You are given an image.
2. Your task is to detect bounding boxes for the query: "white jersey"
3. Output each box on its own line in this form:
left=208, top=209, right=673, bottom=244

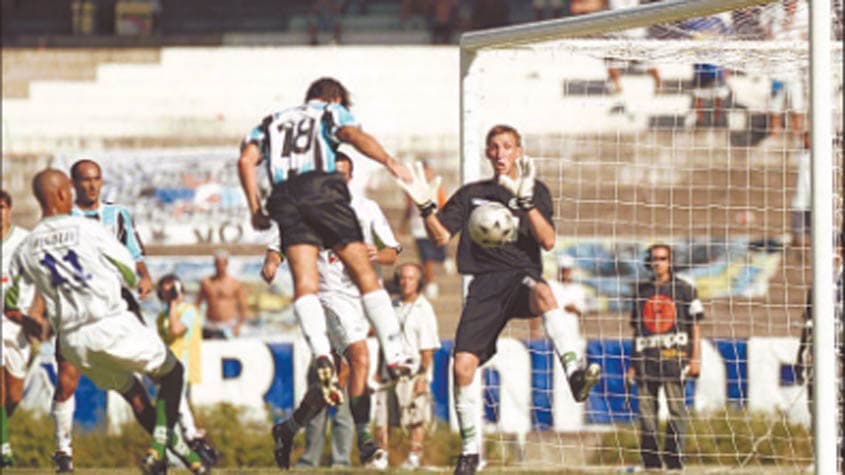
left=2, top=226, right=33, bottom=311
left=549, top=280, right=587, bottom=320
left=5, top=215, right=138, bottom=334
left=318, top=193, right=400, bottom=297
left=392, top=295, right=441, bottom=375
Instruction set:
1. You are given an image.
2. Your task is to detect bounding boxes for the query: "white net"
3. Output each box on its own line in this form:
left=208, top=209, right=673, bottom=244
left=461, top=0, right=844, bottom=472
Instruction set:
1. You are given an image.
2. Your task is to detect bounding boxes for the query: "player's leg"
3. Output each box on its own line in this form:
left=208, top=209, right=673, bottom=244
left=295, top=359, right=330, bottom=468
left=1, top=327, right=30, bottom=467
left=0, top=367, right=13, bottom=466
left=526, top=277, right=600, bottom=402
left=272, top=383, right=329, bottom=469
left=52, top=344, right=79, bottom=472
left=334, top=241, right=411, bottom=377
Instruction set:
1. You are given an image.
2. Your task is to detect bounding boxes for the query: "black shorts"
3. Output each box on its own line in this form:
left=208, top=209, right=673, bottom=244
left=454, top=269, right=543, bottom=365
left=265, top=171, right=364, bottom=250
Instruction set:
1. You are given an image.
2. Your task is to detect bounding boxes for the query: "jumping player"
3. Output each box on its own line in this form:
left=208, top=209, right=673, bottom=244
left=261, top=152, right=401, bottom=468
left=398, top=124, right=601, bottom=475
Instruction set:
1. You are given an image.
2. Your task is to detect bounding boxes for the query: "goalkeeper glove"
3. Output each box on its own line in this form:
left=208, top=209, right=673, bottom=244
left=394, top=161, right=442, bottom=217
left=496, top=156, right=536, bottom=210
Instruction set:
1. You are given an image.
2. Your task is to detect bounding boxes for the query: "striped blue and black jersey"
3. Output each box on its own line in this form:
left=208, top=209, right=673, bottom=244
left=71, top=202, right=145, bottom=262
left=242, top=99, right=358, bottom=184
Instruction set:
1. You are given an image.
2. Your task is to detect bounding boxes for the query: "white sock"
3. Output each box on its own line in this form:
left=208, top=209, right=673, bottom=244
left=294, top=294, right=332, bottom=359
left=178, top=391, right=198, bottom=441
left=455, top=384, right=481, bottom=455
left=52, top=397, right=75, bottom=456
left=543, top=308, right=580, bottom=377
left=361, top=290, right=405, bottom=365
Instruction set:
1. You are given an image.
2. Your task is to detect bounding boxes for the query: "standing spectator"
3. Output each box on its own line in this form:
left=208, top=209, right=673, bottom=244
left=196, top=250, right=248, bottom=339
left=790, top=131, right=811, bottom=252
left=261, top=151, right=402, bottom=468
left=374, top=263, right=441, bottom=470
left=49, top=159, right=155, bottom=473
left=1, top=189, right=47, bottom=468
left=155, top=274, right=218, bottom=467
left=627, top=243, right=704, bottom=471
left=683, top=15, right=732, bottom=127
left=308, top=0, right=343, bottom=45
left=238, top=77, right=414, bottom=449
left=403, top=160, right=448, bottom=299
left=397, top=125, right=600, bottom=475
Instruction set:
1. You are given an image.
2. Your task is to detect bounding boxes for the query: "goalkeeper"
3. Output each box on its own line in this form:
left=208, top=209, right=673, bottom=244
left=397, top=124, right=601, bottom=475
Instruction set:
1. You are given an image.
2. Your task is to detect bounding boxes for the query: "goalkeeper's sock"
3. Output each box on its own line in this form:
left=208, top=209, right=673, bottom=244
left=455, top=384, right=481, bottom=455
left=51, top=397, right=75, bottom=456
left=293, top=295, right=332, bottom=359
left=543, top=308, right=581, bottom=378
left=362, top=290, right=406, bottom=365
left=349, top=394, right=374, bottom=443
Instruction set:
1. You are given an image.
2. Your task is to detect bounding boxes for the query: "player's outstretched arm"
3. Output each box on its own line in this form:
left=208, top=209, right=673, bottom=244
left=238, top=143, right=271, bottom=230
left=336, top=126, right=411, bottom=182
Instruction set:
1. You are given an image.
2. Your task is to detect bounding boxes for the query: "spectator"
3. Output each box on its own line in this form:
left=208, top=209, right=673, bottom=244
left=196, top=250, right=248, bottom=339
left=533, top=0, right=564, bottom=21
left=762, top=0, right=808, bottom=136
left=155, top=274, right=218, bottom=467
left=627, top=243, right=704, bottom=471
left=295, top=358, right=354, bottom=468
left=374, top=263, right=441, bottom=470
left=308, top=0, right=343, bottom=45
left=790, top=131, right=811, bottom=252
left=430, top=0, right=456, bottom=44
left=403, top=161, right=448, bottom=299
left=683, top=15, right=732, bottom=127
left=401, top=0, right=431, bottom=29
left=471, top=0, right=509, bottom=29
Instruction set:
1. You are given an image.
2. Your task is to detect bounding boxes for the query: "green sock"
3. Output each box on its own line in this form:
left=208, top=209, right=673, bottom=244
left=150, top=400, right=168, bottom=458
left=169, top=428, right=201, bottom=466
left=1, top=407, right=12, bottom=461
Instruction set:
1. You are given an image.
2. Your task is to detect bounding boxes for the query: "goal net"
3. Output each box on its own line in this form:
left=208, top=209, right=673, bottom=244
left=459, top=0, right=844, bottom=472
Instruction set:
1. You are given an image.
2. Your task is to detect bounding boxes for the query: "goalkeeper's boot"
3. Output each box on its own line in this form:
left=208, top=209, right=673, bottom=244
left=52, top=450, right=74, bottom=473
left=0, top=452, right=14, bottom=468
left=314, top=355, right=344, bottom=406
left=271, top=421, right=294, bottom=470
left=358, top=439, right=382, bottom=466
left=453, top=453, right=480, bottom=475
left=569, top=362, right=601, bottom=403
left=140, top=450, right=168, bottom=475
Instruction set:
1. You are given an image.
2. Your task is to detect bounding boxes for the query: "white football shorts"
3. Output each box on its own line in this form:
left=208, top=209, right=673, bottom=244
left=2, top=317, right=31, bottom=379
left=320, top=291, right=370, bottom=354
left=59, top=312, right=176, bottom=393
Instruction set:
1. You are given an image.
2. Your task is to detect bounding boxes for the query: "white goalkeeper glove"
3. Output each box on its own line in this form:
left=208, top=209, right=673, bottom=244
left=516, top=156, right=536, bottom=210
left=394, top=161, right=442, bottom=217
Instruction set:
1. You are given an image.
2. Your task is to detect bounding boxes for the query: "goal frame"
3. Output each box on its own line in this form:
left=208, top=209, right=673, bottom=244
left=458, top=0, right=838, bottom=473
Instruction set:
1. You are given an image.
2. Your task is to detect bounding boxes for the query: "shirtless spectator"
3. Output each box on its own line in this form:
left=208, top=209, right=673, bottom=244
left=196, top=251, right=248, bottom=339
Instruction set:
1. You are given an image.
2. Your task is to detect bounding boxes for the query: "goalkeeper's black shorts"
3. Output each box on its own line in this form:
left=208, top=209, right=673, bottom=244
left=454, top=269, right=544, bottom=366
left=266, top=171, right=363, bottom=251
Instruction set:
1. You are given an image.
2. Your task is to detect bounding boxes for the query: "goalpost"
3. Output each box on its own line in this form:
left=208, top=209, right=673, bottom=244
left=459, top=0, right=842, bottom=473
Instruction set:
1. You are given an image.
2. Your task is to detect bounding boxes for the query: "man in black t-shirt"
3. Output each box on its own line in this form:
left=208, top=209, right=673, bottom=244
left=397, top=124, right=601, bottom=475
left=627, top=243, right=704, bottom=471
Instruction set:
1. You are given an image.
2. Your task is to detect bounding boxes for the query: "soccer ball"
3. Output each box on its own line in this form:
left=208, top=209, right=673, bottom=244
left=468, top=202, right=515, bottom=248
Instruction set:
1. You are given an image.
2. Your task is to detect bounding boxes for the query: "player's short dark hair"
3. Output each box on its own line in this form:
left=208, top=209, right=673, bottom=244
left=336, top=152, right=353, bottom=175
left=485, top=124, right=522, bottom=147
left=0, top=189, right=11, bottom=207
left=70, top=159, right=101, bottom=181
left=305, top=77, right=351, bottom=108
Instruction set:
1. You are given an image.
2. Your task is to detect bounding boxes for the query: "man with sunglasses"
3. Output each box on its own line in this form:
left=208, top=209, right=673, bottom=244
left=627, top=243, right=704, bottom=471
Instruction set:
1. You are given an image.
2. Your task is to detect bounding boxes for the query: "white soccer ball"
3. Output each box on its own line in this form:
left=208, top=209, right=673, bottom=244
left=468, top=202, right=516, bottom=248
